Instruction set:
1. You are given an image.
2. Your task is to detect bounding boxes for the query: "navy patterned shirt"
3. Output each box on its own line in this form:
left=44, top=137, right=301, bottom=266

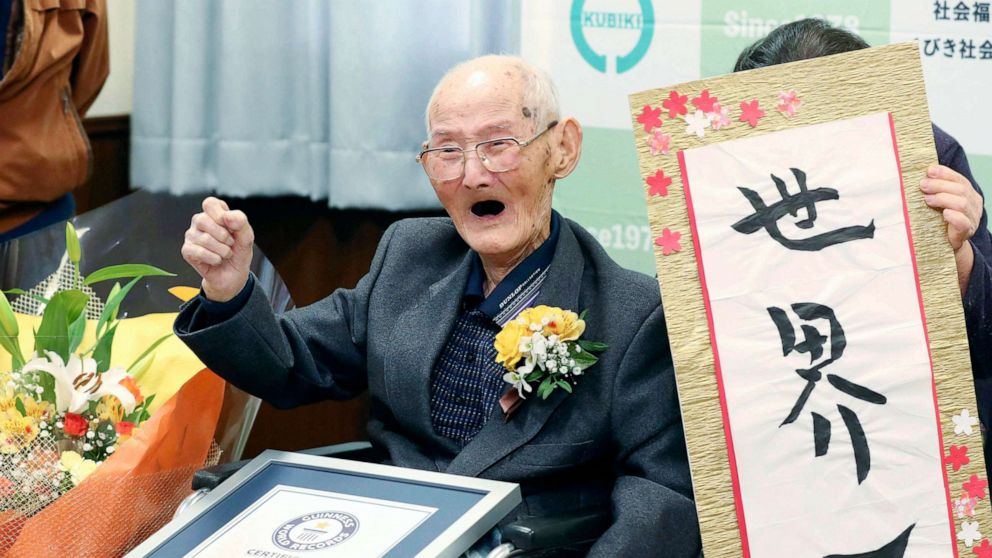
left=429, top=212, right=560, bottom=446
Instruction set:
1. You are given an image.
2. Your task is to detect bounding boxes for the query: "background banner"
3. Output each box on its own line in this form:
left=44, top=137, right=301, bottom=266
left=522, top=0, right=992, bottom=275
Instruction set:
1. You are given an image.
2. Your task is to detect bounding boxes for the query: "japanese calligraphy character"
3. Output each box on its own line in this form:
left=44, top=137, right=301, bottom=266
left=955, top=1, right=972, bottom=20
left=732, top=168, right=875, bottom=251
left=961, top=38, right=977, bottom=58
left=981, top=39, right=992, bottom=58
left=825, top=524, right=915, bottom=558
left=935, top=0, right=951, bottom=19
left=768, top=303, right=887, bottom=484
left=944, top=38, right=958, bottom=57
left=976, top=2, right=991, bottom=22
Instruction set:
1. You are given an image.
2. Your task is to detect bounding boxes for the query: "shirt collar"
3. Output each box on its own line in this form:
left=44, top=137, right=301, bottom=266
left=464, top=211, right=560, bottom=324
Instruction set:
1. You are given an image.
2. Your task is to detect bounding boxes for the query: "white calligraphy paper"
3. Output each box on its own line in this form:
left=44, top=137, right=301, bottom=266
left=679, top=112, right=953, bottom=557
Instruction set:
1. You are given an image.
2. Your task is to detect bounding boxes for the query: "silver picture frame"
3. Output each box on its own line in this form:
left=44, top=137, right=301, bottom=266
left=126, top=449, right=521, bottom=558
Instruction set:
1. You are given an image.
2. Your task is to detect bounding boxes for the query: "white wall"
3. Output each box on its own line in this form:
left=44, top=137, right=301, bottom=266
left=87, top=0, right=134, bottom=117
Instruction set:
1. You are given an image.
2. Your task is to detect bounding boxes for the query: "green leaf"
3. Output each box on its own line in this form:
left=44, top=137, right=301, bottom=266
left=524, top=369, right=545, bottom=383
left=2, top=289, right=49, bottom=304
left=128, top=352, right=155, bottom=382
left=579, top=309, right=589, bottom=321
left=34, top=290, right=89, bottom=361
left=97, top=282, right=121, bottom=338
left=127, top=333, right=172, bottom=371
left=124, top=394, right=155, bottom=424
left=14, top=398, right=26, bottom=417
left=138, top=394, right=155, bottom=422
left=0, top=290, right=18, bottom=337
left=83, top=264, right=175, bottom=286
left=67, top=309, right=87, bottom=354
left=35, top=372, right=56, bottom=405
left=0, top=335, right=25, bottom=371
left=577, top=339, right=608, bottom=353
left=556, top=380, right=573, bottom=393
left=96, top=277, right=140, bottom=338
left=573, top=350, right=598, bottom=366
left=92, top=323, right=118, bottom=373
left=538, top=377, right=555, bottom=400
left=88, top=399, right=100, bottom=415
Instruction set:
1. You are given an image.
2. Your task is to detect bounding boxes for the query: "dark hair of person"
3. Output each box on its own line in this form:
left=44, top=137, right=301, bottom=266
left=733, top=18, right=870, bottom=72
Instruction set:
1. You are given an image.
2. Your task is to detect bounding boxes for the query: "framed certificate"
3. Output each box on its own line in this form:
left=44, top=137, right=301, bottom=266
left=127, top=450, right=521, bottom=558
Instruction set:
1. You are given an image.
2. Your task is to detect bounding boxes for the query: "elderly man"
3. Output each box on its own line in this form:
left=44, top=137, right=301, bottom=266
left=735, top=18, right=992, bottom=478
left=175, top=55, right=700, bottom=556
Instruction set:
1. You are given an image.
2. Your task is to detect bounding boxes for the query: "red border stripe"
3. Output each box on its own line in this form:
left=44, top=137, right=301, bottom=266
left=888, top=112, right=959, bottom=558
left=677, top=149, right=752, bottom=557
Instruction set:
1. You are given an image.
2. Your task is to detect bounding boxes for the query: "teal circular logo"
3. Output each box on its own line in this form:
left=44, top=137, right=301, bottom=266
left=570, top=0, right=655, bottom=74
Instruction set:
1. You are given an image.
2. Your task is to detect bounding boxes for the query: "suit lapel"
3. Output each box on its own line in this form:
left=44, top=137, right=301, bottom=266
left=446, top=220, right=586, bottom=477
left=385, top=251, right=473, bottom=449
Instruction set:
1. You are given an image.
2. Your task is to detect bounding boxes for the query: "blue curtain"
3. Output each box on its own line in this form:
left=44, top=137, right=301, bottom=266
left=131, top=1, right=519, bottom=210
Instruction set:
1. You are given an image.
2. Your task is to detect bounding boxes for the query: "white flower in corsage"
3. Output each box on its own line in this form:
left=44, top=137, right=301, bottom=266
left=494, top=306, right=607, bottom=400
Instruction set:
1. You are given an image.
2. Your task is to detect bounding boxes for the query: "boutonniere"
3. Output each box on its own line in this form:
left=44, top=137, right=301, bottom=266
left=494, top=305, right=608, bottom=405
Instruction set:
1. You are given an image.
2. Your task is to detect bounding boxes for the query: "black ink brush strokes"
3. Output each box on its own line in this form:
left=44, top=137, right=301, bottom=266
left=733, top=168, right=875, bottom=251
left=824, top=523, right=915, bottom=558
left=768, top=303, right=886, bottom=484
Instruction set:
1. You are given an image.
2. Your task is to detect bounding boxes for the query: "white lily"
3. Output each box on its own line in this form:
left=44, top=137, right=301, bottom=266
left=19, top=351, right=136, bottom=414
left=502, top=369, right=533, bottom=399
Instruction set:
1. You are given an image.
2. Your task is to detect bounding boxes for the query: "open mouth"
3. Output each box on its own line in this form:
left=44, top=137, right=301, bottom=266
left=471, top=200, right=505, bottom=217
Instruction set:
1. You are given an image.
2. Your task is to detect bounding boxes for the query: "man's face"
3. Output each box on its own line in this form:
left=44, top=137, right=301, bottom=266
left=426, top=65, right=557, bottom=263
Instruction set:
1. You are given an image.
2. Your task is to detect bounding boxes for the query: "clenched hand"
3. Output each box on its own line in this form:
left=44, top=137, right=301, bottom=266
left=181, top=197, right=254, bottom=302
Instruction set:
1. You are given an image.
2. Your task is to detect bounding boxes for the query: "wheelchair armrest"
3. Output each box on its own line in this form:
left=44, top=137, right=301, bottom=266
left=192, top=441, right=383, bottom=491
left=501, top=506, right=612, bottom=551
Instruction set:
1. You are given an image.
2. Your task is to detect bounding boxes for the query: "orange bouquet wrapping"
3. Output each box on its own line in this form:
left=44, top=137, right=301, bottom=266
left=0, top=368, right=224, bottom=557
left=0, top=224, right=230, bottom=556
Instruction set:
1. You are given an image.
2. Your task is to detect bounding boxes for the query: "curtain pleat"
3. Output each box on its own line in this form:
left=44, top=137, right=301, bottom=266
left=131, top=0, right=519, bottom=209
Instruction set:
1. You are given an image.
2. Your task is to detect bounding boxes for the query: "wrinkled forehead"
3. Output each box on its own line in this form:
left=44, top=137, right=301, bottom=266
left=428, top=66, right=531, bottom=138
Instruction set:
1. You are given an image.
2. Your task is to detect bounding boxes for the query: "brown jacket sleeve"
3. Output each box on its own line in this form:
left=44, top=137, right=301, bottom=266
left=70, top=0, right=109, bottom=116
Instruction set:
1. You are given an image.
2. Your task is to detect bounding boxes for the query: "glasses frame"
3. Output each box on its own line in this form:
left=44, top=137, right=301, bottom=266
left=417, top=120, right=559, bottom=181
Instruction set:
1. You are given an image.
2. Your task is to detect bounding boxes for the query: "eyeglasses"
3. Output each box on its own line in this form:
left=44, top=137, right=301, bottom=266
left=417, top=121, right=559, bottom=181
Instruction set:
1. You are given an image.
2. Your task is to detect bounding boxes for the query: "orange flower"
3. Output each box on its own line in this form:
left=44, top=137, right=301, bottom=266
left=118, top=376, right=144, bottom=405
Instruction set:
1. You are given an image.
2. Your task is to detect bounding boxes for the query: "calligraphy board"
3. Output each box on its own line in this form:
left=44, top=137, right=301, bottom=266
left=629, top=42, right=990, bottom=557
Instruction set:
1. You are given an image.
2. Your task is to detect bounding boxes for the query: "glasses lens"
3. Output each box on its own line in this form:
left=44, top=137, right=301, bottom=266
left=423, top=149, right=464, bottom=181
left=478, top=140, right=521, bottom=173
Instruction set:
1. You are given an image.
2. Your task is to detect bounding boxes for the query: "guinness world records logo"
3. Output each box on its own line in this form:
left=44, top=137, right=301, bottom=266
left=272, top=511, right=359, bottom=551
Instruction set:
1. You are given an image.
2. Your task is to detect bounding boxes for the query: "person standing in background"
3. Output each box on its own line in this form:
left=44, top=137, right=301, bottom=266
left=0, top=0, right=108, bottom=242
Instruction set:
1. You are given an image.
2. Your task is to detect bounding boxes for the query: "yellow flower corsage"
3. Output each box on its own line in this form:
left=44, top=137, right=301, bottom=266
left=494, top=306, right=607, bottom=400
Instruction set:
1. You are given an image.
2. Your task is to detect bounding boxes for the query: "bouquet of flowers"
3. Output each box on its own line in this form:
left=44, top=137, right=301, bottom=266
left=0, top=223, right=172, bottom=516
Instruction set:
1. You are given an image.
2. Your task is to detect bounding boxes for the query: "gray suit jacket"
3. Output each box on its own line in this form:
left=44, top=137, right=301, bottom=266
left=175, top=217, right=700, bottom=556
